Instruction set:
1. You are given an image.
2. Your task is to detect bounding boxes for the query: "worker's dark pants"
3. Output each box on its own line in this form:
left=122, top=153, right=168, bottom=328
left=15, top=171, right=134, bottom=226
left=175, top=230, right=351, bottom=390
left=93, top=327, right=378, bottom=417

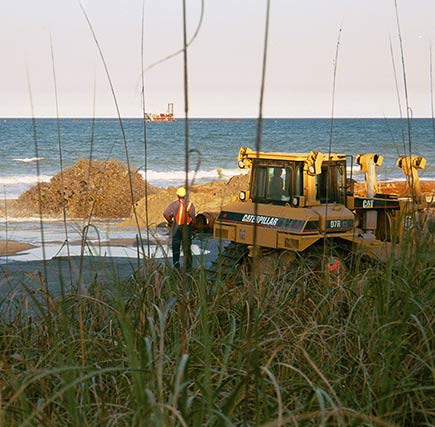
left=171, top=224, right=192, bottom=270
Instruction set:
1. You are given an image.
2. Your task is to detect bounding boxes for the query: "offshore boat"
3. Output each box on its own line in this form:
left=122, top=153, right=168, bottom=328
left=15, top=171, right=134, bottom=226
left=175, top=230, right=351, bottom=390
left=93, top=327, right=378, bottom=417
left=144, top=103, right=176, bottom=122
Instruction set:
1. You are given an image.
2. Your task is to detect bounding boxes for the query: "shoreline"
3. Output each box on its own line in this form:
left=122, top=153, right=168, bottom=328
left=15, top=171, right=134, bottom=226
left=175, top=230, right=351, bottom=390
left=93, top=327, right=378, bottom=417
left=1, top=177, right=435, bottom=293
left=2, top=177, right=435, bottom=259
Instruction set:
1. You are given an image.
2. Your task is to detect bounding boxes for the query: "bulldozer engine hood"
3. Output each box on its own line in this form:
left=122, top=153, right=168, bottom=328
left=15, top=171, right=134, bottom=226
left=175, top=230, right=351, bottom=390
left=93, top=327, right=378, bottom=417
left=216, top=202, right=354, bottom=234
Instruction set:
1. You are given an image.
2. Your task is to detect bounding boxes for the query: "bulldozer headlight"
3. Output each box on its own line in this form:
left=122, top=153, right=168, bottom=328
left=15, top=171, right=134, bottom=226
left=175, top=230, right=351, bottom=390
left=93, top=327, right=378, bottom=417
left=238, top=160, right=245, bottom=169
left=239, top=191, right=246, bottom=201
left=292, top=196, right=299, bottom=207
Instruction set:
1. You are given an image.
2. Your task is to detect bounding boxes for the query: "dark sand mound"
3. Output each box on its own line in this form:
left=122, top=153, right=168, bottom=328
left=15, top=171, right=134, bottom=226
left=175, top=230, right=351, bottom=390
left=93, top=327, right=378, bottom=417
left=17, top=159, right=158, bottom=218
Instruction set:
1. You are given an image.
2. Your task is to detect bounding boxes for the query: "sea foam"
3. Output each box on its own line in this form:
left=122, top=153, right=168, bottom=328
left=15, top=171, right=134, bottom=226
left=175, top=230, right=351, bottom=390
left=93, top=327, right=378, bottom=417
left=13, top=157, right=46, bottom=163
left=139, top=168, right=248, bottom=187
left=0, top=175, right=52, bottom=185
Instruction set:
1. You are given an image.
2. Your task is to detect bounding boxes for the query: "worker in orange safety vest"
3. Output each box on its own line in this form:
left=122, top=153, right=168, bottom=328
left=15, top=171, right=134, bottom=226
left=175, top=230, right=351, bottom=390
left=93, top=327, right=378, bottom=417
left=163, top=186, right=196, bottom=270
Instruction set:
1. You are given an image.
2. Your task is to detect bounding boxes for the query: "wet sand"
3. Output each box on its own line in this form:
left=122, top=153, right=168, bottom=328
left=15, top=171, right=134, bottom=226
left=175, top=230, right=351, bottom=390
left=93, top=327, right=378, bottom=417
left=0, top=236, right=221, bottom=309
left=0, top=240, right=37, bottom=255
left=0, top=256, right=138, bottom=296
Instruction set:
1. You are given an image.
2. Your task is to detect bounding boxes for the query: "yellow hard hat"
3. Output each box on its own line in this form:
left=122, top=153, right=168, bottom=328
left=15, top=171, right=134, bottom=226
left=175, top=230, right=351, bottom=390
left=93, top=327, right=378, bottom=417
left=176, top=187, right=186, bottom=198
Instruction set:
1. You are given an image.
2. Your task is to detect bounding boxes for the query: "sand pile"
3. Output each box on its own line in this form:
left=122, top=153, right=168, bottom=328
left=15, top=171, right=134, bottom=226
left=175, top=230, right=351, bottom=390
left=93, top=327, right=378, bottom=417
left=354, top=180, right=435, bottom=198
left=17, top=159, right=158, bottom=218
left=121, top=173, right=249, bottom=226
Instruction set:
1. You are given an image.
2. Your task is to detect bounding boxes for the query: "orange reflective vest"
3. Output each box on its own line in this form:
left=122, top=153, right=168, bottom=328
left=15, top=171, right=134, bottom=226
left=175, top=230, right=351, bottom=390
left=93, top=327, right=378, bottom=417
left=175, top=200, right=193, bottom=225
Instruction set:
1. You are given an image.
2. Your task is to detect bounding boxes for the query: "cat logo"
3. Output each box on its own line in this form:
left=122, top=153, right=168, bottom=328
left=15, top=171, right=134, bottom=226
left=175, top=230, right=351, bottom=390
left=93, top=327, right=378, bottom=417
left=362, top=199, right=374, bottom=208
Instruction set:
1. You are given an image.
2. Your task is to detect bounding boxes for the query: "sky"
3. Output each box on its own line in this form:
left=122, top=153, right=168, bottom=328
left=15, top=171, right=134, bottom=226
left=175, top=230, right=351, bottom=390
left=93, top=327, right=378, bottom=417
left=2, top=0, right=435, bottom=118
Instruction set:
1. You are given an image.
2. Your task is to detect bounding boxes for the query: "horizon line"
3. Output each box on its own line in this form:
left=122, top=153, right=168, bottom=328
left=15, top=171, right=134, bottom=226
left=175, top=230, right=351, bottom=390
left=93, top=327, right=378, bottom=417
left=1, top=116, right=434, bottom=120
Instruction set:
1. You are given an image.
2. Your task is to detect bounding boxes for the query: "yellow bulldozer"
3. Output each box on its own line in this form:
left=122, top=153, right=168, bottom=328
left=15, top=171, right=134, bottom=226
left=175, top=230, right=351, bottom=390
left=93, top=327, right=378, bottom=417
left=210, top=146, right=435, bottom=279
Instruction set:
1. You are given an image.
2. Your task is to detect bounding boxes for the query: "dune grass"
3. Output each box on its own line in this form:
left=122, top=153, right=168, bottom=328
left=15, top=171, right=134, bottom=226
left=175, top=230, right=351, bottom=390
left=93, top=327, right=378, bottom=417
left=1, top=239, right=434, bottom=427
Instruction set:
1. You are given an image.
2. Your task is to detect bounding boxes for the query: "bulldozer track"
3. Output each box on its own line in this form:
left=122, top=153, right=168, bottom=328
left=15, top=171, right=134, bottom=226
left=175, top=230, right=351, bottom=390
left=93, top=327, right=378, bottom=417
left=206, top=241, right=350, bottom=286
left=207, top=241, right=249, bottom=283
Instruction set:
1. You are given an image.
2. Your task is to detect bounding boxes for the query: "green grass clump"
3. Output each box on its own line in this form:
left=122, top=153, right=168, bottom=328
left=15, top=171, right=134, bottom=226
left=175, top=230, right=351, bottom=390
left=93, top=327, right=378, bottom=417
left=0, top=247, right=434, bottom=426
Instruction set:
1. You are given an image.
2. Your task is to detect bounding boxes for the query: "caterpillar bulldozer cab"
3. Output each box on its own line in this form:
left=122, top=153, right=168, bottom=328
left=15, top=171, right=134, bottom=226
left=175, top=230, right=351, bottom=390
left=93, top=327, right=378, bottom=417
left=212, top=146, right=434, bottom=277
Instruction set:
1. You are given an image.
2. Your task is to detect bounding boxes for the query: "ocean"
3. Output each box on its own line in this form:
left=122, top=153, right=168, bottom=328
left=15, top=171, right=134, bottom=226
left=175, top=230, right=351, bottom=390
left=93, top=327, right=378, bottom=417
left=1, top=117, right=435, bottom=199
left=1, top=117, right=435, bottom=264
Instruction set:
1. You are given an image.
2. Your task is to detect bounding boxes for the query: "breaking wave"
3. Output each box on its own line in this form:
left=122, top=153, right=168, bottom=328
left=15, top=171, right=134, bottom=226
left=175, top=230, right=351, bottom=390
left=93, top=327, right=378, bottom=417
left=13, top=157, right=46, bottom=163
left=0, top=175, right=52, bottom=186
left=0, top=175, right=52, bottom=199
left=139, top=167, right=248, bottom=187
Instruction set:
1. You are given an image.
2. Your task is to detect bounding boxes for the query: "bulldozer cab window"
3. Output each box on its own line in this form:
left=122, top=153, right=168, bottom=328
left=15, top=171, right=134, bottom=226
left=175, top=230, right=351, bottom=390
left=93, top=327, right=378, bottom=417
left=316, top=162, right=346, bottom=204
left=252, top=163, right=303, bottom=204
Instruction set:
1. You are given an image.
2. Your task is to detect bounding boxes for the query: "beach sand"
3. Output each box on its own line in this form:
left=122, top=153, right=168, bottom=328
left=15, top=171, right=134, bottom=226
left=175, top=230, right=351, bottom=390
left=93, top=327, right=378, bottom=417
left=0, top=239, right=37, bottom=255
left=0, top=256, right=138, bottom=298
